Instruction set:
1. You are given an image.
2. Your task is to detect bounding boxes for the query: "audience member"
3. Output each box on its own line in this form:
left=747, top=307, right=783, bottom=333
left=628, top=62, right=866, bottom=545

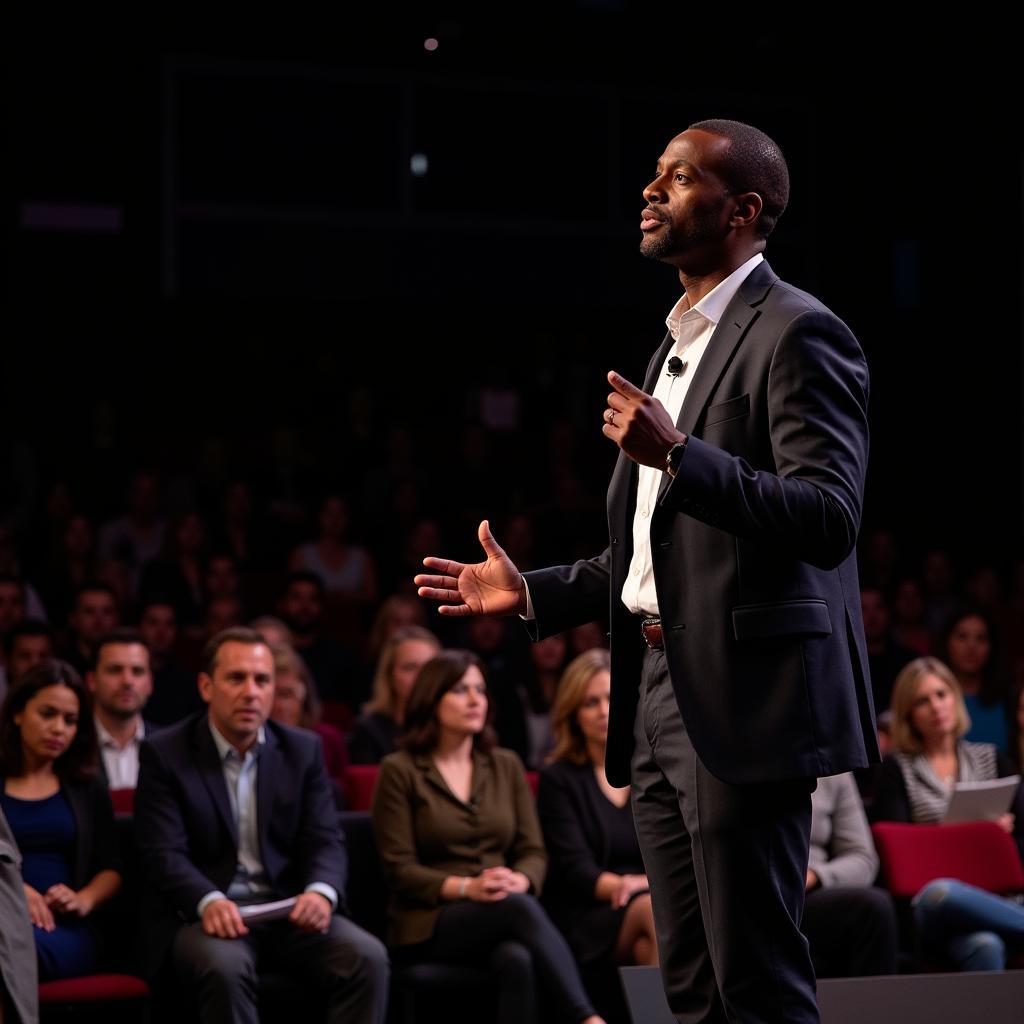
left=372, top=650, right=604, bottom=1024
left=86, top=629, right=155, bottom=789
left=0, top=804, right=38, bottom=1024
left=890, top=578, right=931, bottom=656
left=0, top=661, right=122, bottom=980
left=0, top=575, right=27, bottom=642
left=1, top=620, right=54, bottom=704
left=249, top=615, right=291, bottom=648
left=38, top=513, right=96, bottom=625
left=203, top=596, right=245, bottom=639
left=870, top=657, right=1023, bottom=839
left=922, top=549, right=960, bottom=639
left=134, top=627, right=388, bottom=1023
left=364, top=595, right=426, bottom=668
left=942, top=608, right=1010, bottom=751
left=204, top=552, right=242, bottom=606
left=803, top=773, right=897, bottom=977
left=861, top=587, right=915, bottom=713
left=60, top=584, right=119, bottom=679
left=349, top=626, right=440, bottom=765
left=269, top=643, right=348, bottom=780
left=537, top=649, right=656, bottom=971
left=515, top=633, right=568, bottom=770
left=912, top=877, right=1024, bottom=971
left=138, top=512, right=208, bottom=627
left=290, top=496, right=377, bottom=605
left=96, top=471, right=165, bottom=593
left=277, top=572, right=359, bottom=705
left=138, top=600, right=203, bottom=726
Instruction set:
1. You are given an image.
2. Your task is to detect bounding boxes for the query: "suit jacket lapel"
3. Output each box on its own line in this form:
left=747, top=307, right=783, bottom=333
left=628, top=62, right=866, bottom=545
left=609, top=330, right=675, bottom=541
left=657, top=261, right=777, bottom=503
left=256, top=727, right=278, bottom=863
left=193, top=718, right=239, bottom=848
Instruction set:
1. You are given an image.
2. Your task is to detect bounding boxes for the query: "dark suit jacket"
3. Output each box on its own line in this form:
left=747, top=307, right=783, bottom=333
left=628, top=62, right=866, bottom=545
left=536, top=759, right=643, bottom=931
left=0, top=772, right=122, bottom=891
left=371, top=747, right=546, bottom=946
left=133, top=712, right=348, bottom=978
left=526, top=260, right=879, bottom=786
left=0, top=807, right=38, bottom=1024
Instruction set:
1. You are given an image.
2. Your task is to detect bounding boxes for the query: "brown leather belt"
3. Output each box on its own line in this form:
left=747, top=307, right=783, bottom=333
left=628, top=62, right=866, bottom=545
left=641, top=616, right=663, bottom=650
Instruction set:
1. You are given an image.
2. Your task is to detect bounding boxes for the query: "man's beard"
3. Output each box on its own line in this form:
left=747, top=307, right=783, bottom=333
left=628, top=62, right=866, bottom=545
left=639, top=198, right=728, bottom=263
left=639, top=223, right=677, bottom=261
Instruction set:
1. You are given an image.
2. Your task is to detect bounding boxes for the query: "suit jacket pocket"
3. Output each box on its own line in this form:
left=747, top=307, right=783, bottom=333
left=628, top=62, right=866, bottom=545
left=704, top=393, right=750, bottom=427
left=731, top=599, right=832, bottom=641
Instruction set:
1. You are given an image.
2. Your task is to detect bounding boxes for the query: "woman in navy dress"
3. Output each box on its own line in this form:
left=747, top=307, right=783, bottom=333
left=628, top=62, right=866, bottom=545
left=537, top=648, right=658, bottom=968
left=0, top=659, right=121, bottom=980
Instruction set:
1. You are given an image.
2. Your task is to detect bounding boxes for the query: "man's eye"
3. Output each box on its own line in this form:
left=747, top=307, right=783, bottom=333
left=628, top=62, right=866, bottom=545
left=675, top=173, right=689, bottom=183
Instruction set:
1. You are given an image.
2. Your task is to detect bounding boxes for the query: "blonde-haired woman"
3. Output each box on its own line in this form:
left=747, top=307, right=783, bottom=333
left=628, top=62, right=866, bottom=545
left=536, top=648, right=657, bottom=970
left=349, top=626, right=440, bottom=764
left=871, top=656, right=1024, bottom=972
left=870, top=656, right=1019, bottom=827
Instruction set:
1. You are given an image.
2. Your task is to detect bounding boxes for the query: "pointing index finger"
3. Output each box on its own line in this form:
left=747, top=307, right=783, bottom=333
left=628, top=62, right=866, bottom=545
left=608, top=370, right=645, bottom=399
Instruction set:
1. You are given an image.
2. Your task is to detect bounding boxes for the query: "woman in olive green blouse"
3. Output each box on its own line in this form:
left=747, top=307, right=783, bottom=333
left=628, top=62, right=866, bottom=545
left=372, top=649, right=604, bottom=1024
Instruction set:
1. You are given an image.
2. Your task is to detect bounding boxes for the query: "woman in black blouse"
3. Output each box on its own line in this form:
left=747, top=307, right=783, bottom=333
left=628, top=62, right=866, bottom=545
left=537, top=648, right=657, bottom=968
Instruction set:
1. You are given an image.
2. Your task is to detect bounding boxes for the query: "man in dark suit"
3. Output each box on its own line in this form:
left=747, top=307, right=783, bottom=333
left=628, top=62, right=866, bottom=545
left=134, top=627, right=388, bottom=1024
left=87, top=629, right=157, bottom=790
left=416, top=120, right=876, bottom=1022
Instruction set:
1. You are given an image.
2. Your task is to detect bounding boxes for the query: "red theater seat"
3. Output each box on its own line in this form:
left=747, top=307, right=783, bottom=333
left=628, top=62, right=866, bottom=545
left=871, top=821, right=1024, bottom=898
left=343, top=764, right=380, bottom=811
left=38, top=973, right=149, bottom=1005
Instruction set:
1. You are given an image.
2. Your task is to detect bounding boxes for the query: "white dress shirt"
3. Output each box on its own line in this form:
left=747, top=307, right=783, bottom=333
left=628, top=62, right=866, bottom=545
left=197, top=721, right=338, bottom=917
left=95, top=716, right=145, bottom=790
left=621, top=252, right=764, bottom=616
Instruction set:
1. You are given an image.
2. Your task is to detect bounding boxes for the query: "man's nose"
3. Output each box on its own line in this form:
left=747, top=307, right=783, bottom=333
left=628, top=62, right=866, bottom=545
left=643, top=177, right=664, bottom=203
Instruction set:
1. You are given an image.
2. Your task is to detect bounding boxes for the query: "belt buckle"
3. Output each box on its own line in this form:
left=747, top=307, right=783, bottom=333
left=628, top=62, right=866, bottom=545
left=641, top=616, right=663, bottom=650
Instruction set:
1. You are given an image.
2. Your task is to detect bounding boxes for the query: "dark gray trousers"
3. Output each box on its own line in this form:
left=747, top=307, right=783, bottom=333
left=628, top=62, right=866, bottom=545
left=172, top=914, right=389, bottom=1024
left=631, top=648, right=818, bottom=1023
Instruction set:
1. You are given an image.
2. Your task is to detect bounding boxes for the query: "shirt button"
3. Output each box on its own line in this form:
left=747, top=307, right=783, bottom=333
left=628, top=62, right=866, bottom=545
left=640, top=508, right=649, bottom=518
left=633, top=568, right=641, bottom=577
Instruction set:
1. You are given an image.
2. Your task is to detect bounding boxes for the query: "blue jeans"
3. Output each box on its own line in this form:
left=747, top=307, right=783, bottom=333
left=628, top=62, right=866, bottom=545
left=913, top=878, right=1024, bottom=971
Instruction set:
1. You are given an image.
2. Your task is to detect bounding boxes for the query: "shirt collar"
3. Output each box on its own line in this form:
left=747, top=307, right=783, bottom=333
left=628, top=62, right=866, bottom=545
left=208, top=718, right=266, bottom=762
left=665, top=252, right=764, bottom=341
left=94, top=716, right=145, bottom=750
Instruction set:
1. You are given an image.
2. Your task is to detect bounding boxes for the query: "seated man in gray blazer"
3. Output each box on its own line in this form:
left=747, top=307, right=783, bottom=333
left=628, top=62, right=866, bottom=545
left=803, top=772, right=897, bottom=977
left=134, top=627, right=388, bottom=1024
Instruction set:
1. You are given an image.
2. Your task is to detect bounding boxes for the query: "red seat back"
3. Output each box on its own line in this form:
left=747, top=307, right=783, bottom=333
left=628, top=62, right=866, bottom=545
left=39, top=974, right=149, bottom=1004
left=524, top=770, right=539, bottom=797
left=343, top=764, right=381, bottom=811
left=871, top=821, right=1024, bottom=899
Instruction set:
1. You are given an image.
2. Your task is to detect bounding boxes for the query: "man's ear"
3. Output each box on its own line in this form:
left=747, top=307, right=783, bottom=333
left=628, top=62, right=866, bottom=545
left=730, top=191, right=763, bottom=231
left=85, top=671, right=97, bottom=694
left=198, top=672, right=213, bottom=704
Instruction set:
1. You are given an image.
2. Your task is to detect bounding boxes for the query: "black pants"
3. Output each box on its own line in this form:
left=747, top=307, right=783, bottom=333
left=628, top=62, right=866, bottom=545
left=423, top=893, right=595, bottom=1024
left=803, top=886, right=898, bottom=978
left=172, top=915, right=389, bottom=1024
left=631, top=648, right=818, bottom=1024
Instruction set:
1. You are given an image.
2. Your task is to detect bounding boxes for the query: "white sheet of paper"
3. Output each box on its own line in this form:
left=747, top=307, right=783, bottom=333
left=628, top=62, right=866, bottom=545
left=237, top=897, right=298, bottom=922
left=942, top=775, right=1021, bottom=824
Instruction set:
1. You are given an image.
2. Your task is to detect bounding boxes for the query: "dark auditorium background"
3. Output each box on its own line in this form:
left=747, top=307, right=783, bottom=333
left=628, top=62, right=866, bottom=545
left=4, top=11, right=1023, bottom=590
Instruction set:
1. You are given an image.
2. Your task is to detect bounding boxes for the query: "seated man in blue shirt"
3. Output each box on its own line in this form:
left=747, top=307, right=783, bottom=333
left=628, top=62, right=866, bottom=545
left=134, top=626, right=388, bottom=1024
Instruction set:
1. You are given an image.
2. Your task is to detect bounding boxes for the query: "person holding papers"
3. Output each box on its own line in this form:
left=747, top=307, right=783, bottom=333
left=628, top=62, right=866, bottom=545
left=134, top=627, right=388, bottom=1024
left=870, top=656, right=1024, bottom=970
left=870, top=657, right=1022, bottom=830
